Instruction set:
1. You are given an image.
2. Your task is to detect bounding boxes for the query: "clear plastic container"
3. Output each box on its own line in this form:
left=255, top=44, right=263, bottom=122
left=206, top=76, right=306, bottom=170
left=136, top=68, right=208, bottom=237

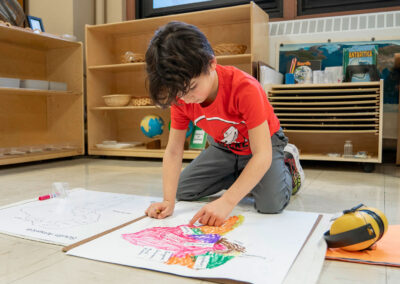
left=343, top=140, right=353, bottom=158
left=52, top=182, right=69, bottom=198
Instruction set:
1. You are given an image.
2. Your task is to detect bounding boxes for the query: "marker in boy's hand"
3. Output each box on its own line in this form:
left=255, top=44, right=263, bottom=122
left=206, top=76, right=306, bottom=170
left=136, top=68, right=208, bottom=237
left=145, top=200, right=174, bottom=219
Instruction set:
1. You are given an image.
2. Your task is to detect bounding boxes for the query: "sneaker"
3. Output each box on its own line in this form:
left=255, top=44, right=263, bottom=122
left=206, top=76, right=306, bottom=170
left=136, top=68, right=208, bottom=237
left=284, top=143, right=305, bottom=195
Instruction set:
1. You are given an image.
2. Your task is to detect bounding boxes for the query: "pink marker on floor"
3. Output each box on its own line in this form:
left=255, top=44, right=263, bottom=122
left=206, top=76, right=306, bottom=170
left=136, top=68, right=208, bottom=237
left=38, top=193, right=57, bottom=201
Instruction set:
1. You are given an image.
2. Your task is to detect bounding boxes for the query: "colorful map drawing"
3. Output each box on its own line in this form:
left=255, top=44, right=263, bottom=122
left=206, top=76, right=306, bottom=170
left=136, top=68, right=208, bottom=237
left=122, top=215, right=245, bottom=270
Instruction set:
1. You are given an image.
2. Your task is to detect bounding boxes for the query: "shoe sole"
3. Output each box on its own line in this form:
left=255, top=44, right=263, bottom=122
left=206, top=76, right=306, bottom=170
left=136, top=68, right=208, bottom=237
left=285, top=144, right=305, bottom=185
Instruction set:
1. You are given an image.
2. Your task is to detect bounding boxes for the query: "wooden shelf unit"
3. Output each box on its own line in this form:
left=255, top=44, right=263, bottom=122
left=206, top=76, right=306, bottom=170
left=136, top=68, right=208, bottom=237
left=0, top=24, right=84, bottom=165
left=86, top=2, right=269, bottom=158
left=89, top=147, right=201, bottom=160
left=265, top=81, right=384, bottom=163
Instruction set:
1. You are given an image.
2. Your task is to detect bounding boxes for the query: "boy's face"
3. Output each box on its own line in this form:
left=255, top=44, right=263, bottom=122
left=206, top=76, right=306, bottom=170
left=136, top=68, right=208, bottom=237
left=178, top=59, right=217, bottom=105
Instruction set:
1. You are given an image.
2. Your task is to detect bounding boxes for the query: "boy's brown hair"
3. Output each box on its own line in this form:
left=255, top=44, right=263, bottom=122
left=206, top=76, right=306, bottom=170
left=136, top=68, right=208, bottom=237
left=145, top=21, right=214, bottom=108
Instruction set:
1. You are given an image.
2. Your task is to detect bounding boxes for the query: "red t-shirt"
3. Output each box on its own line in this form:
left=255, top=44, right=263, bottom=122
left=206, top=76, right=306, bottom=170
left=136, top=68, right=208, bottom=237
left=171, top=64, right=281, bottom=155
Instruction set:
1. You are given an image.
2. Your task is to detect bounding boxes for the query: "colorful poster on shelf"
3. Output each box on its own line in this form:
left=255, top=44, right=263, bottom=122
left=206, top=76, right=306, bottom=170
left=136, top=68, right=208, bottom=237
left=67, top=202, right=320, bottom=284
left=279, top=40, right=400, bottom=104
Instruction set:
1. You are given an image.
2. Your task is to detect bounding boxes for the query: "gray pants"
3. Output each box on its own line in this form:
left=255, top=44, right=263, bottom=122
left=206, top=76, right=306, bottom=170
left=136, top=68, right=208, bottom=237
left=177, top=129, right=292, bottom=213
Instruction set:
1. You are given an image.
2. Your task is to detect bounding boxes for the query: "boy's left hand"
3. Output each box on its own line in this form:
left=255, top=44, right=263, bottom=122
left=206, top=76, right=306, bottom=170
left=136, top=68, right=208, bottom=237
left=189, top=197, right=235, bottom=227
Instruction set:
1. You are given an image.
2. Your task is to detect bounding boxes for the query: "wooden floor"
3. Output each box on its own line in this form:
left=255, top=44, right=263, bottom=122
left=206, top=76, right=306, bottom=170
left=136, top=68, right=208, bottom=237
left=0, top=157, right=399, bottom=284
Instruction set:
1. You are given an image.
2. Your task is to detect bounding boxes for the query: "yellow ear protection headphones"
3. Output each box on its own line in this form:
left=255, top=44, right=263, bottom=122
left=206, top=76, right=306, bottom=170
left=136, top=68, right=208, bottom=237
left=324, top=204, right=388, bottom=251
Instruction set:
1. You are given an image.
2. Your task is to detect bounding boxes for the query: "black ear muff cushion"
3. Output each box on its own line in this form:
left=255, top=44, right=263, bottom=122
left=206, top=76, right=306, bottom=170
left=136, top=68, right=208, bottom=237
left=360, top=209, right=385, bottom=241
left=324, top=224, right=376, bottom=248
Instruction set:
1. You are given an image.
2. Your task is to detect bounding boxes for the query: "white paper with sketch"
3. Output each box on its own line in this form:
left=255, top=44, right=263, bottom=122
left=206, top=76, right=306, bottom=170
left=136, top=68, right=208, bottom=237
left=0, top=189, right=161, bottom=245
left=67, top=201, right=320, bottom=284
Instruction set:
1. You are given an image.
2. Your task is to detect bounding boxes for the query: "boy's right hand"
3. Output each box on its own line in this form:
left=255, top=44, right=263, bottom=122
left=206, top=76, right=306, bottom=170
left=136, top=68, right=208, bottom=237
left=145, top=201, right=175, bottom=219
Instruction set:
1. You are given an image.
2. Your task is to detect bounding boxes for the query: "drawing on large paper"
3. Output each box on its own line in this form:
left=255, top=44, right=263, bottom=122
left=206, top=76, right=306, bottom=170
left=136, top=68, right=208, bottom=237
left=67, top=202, right=321, bottom=284
left=16, top=204, right=101, bottom=230
left=122, top=215, right=245, bottom=269
left=13, top=194, right=135, bottom=230
left=0, top=189, right=162, bottom=245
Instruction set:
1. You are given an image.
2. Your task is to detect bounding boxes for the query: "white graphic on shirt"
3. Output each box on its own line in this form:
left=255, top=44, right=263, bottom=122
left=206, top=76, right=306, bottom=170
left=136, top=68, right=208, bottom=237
left=194, top=115, right=245, bottom=126
left=193, top=115, right=249, bottom=150
left=220, top=126, right=238, bottom=144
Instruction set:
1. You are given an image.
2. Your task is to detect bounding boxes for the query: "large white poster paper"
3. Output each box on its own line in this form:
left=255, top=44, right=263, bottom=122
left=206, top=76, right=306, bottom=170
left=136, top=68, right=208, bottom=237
left=0, top=189, right=161, bottom=245
left=67, top=202, right=320, bottom=284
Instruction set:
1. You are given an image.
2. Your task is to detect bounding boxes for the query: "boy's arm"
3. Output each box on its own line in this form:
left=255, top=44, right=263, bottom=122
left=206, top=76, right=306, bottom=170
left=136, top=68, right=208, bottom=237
left=162, top=127, right=187, bottom=203
left=221, top=120, right=272, bottom=206
left=189, top=121, right=272, bottom=226
left=145, top=127, right=186, bottom=219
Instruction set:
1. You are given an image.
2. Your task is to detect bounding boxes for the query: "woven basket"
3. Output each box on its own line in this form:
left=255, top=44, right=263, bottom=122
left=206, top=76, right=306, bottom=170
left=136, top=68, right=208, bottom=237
left=131, top=97, right=153, bottom=106
left=103, top=94, right=131, bottom=107
left=121, top=51, right=145, bottom=63
left=213, top=43, right=247, bottom=56
left=0, top=21, right=12, bottom=27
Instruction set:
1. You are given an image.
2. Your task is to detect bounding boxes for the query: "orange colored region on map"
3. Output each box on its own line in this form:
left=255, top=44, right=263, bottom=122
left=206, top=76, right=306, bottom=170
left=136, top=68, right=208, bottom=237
left=167, top=254, right=195, bottom=268
left=199, top=215, right=243, bottom=235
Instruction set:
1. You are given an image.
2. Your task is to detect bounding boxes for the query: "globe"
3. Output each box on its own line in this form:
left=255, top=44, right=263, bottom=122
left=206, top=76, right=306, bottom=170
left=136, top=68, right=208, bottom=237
left=140, top=115, right=164, bottom=138
left=186, top=121, right=194, bottom=138
left=168, top=120, right=194, bottom=138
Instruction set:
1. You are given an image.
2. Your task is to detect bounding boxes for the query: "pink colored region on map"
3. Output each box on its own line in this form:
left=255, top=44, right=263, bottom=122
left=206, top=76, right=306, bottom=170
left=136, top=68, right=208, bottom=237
left=122, top=225, right=227, bottom=257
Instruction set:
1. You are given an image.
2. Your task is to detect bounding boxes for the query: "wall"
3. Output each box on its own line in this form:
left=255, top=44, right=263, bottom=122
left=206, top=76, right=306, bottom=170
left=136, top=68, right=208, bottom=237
left=28, top=0, right=125, bottom=41
left=94, top=0, right=125, bottom=24
left=106, top=0, right=125, bottom=23
left=73, top=0, right=94, bottom=44
left=28, top=0, right=74, bottom=35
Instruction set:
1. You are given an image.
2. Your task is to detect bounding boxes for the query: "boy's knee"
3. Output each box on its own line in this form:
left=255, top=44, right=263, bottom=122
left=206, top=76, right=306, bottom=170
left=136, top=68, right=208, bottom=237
left=254, top=192, right=290, bottom=214
left=255, top=202, right=286, bottom=214
left=176, top=190, right=196, bottom=201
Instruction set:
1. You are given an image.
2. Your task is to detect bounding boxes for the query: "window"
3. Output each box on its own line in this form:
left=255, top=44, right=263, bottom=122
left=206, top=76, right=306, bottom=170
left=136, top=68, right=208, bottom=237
left=136, top=0, right=283, bottom=19
left=298, top=0, right=400, bottom=16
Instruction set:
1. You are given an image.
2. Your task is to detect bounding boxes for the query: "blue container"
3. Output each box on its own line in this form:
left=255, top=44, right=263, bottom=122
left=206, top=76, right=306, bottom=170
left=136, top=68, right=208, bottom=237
left=285, top=73, right=295, bottom=84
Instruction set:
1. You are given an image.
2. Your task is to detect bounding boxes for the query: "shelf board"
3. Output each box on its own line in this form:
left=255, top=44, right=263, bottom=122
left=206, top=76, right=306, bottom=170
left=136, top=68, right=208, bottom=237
left=0, top=149, right=82, bottom=166
left=0, top=88, right=81, bottom=96
left=216, top=54, right=251, bottom=65
left=0, top=24, right=81, bottom=50
left=88, top=148, right=379, bottom=163
left=89, top=147, right=201, bottom=159
left=268, top=81, right=381, bottom=90
left=279, top=118, right=379, bottom=122
left=86, top=4, right=251, bottom=35
left=88, top=62, right=145, bottom=73
left=270, top=100, right=378, bottom=106
left=87, top=54, right=251, bottom=73
left=91, top=106, right=158, bottom=110
left=299, top=153, right=378, bottom=163
left=274, top=106, right=379, bottom=111
left=268, top=94, right=379, bottom=100
left=281, top=123, right=378, bottom=128
left=275, top=112, right=379, bottom=117
left=268, top=88, right=380, bottom=95
left=283, top=129, right=378, bottom=134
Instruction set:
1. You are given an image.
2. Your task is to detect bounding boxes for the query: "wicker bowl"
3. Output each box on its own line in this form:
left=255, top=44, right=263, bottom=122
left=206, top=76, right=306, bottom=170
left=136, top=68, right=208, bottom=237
left=103, top=94, right=131, bottom=107
left=213, top=43, right=247, bottom=56
left=121, top=51, right=145, bottom=63
left=131, top=97, right=153, bottom=106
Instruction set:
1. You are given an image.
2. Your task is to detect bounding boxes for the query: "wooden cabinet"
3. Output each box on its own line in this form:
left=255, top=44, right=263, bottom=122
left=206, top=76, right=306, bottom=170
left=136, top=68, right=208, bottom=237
left=0, top=25, right=84, bottom=166
left=395, top=53, right=400, bottom=165
left=86, top=2, right=269, bottom=159
left=265, top=81, right=384, bottom=165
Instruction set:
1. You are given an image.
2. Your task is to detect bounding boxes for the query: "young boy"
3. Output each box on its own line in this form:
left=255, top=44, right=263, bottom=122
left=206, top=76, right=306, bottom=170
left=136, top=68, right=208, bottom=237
left=145, top=21, right=304, bottom=226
